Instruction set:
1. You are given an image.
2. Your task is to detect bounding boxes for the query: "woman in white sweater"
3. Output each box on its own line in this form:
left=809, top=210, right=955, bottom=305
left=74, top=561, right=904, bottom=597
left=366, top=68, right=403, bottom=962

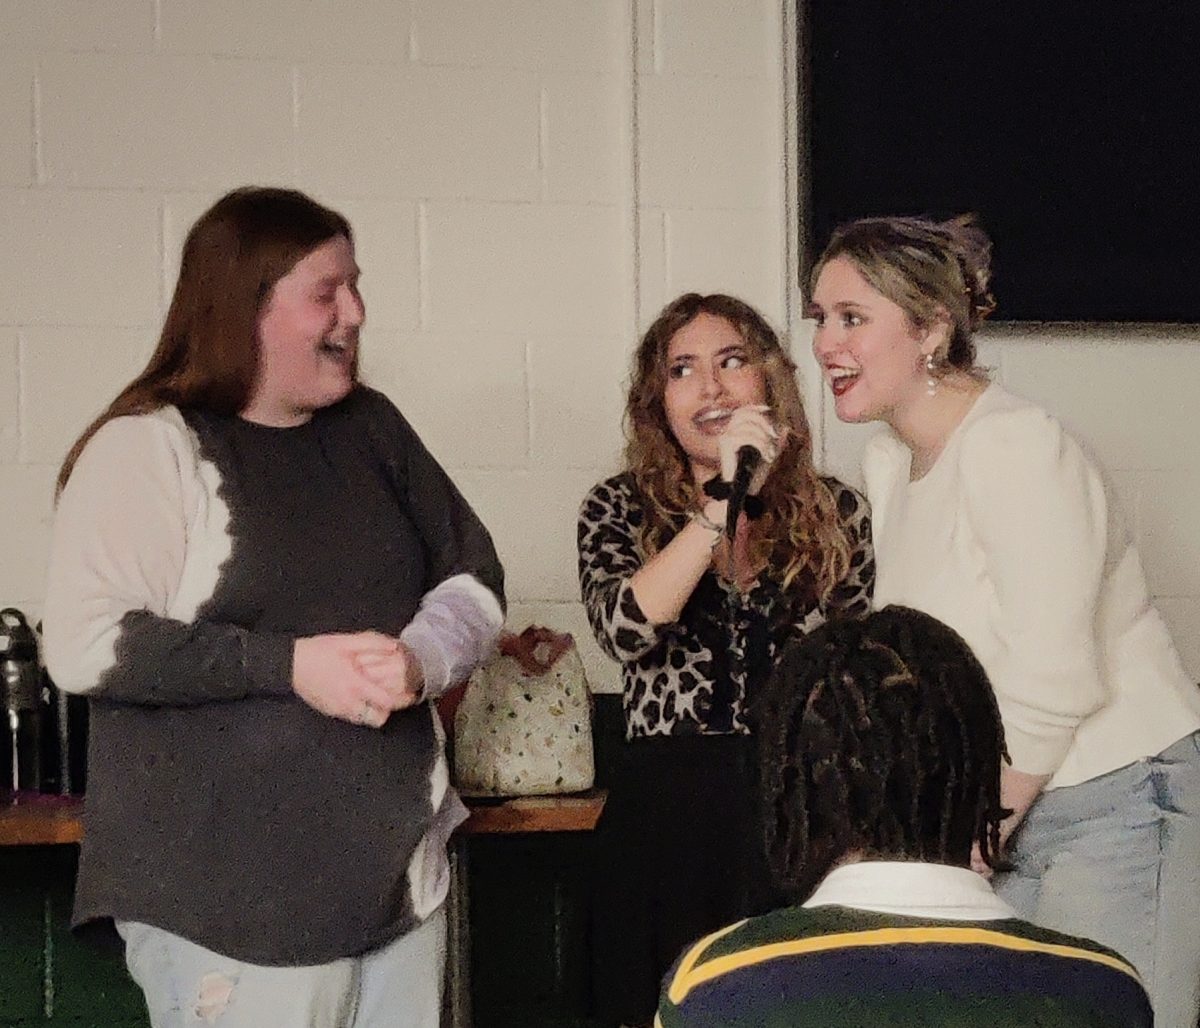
left=807, top=214, right=1200, bottom=1027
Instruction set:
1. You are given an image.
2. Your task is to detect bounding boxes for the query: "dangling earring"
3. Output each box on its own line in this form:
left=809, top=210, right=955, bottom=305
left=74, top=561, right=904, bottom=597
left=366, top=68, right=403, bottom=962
left=925, top=352, right=938, bottom=396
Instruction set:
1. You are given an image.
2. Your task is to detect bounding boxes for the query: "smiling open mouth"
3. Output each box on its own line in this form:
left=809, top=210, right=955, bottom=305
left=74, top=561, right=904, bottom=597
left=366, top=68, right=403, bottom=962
left=827, top=368, right=860, bottom=396
left=693, top=407, right=733, bottom=431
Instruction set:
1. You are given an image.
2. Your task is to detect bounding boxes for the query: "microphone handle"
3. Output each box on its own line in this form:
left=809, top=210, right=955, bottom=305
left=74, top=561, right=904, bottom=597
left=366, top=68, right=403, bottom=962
left=725, top=446, right=761, bottom=538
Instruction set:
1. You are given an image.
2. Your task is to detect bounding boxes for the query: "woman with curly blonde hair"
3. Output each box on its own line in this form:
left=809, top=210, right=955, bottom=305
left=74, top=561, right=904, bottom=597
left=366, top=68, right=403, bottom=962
left=577, top=292, right=874, bottom=1025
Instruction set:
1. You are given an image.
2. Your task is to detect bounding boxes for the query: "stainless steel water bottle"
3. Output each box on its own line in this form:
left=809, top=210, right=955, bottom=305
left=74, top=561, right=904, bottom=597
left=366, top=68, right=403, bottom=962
left=1, top=608, right=42, bottom=792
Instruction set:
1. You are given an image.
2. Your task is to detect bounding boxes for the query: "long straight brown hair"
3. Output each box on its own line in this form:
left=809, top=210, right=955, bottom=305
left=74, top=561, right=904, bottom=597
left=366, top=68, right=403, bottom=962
left=56, top=186, right=352, bottom=496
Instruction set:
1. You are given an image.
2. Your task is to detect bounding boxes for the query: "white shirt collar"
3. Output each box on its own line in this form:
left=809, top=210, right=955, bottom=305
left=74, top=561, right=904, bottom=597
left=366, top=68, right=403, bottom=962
left=802, top=861, right=1017, bottom=922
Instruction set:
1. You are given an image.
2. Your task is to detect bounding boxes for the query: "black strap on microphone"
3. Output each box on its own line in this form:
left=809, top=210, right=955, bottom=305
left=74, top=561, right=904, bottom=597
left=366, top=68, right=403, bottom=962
left=725, top=445, right=761, bottom=539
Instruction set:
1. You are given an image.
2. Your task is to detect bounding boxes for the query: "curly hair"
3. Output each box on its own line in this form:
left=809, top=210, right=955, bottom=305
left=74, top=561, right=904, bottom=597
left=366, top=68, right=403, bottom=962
left=810, top=214, right=997, bottom=374
left=624, top=293, right=852, bottom=598
left=757, top=605, right=1009, bottom=901
left=57, top=186, right=353, bottom=496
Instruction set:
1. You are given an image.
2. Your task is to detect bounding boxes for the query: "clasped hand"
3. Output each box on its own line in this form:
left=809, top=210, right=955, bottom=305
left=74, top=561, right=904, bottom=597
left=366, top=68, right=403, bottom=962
left=717, top=404, right=787, bottom=495
left=293, top=632, right=424, bottom=728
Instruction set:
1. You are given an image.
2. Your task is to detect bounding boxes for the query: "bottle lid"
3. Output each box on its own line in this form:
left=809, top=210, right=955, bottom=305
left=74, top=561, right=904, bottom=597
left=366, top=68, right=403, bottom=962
left=0, top=608, right=38, bottom=662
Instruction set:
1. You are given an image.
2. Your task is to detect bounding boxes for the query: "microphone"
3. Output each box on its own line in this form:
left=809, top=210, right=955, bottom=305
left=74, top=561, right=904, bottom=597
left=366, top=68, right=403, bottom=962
left=725, top=444, right=761, bottom=538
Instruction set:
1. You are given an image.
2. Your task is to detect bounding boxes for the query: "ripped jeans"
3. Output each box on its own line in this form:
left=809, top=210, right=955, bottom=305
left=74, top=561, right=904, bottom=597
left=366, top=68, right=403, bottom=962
left=115, top=907, right=445, bottom=1028
left=994, top=731, right=1200, bottom=1028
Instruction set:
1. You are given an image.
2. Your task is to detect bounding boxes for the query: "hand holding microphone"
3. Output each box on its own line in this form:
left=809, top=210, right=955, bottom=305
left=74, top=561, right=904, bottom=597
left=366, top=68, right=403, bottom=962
left=716, top=405, right=785, bottom=537
left=718, top=405, right=783, bottom=492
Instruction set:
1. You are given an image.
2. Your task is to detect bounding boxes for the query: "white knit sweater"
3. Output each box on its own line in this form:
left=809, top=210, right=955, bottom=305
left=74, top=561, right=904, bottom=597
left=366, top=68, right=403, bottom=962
left=864, top=383, right=1200, bottom=788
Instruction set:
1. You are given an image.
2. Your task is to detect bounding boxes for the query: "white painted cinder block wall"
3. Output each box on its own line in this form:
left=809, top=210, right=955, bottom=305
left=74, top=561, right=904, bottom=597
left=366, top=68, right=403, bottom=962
left=1, top=1, right=1196, bottom=692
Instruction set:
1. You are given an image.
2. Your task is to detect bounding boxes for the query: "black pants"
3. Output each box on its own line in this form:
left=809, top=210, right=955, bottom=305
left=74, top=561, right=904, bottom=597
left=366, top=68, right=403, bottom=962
left=589, top=733, right=776, bottom=1025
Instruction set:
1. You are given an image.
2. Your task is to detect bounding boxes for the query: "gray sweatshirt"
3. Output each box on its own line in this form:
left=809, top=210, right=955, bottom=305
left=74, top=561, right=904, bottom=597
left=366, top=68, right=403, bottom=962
left=43, top=386, right=504, bottom=965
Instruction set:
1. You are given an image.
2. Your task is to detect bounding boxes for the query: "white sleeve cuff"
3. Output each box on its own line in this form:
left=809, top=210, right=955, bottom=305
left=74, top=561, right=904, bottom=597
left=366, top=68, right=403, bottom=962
left=400, top=574, right=504, bottom=699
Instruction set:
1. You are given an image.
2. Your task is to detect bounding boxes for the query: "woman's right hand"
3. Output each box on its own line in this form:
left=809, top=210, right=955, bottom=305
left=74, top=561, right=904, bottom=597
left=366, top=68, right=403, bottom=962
left=292, top=632, right=411, bottom=728
left=718, top=405, right=785, bottom=495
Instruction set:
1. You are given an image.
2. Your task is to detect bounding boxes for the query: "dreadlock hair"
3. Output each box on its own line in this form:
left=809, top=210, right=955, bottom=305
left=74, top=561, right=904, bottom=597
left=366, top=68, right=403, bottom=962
left=757, top=606, right=1009, bottom=902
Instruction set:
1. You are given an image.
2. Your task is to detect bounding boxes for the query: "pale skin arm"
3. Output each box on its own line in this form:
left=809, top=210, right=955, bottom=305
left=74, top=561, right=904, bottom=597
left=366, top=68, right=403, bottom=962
left=629, top=497, right=729, bottom=625
left=630, top=405, right=784, bottom=626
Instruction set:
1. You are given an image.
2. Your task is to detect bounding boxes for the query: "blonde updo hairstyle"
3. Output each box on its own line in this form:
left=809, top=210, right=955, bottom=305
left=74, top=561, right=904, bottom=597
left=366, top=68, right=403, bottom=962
left=810, top=214, right=997, bottom=375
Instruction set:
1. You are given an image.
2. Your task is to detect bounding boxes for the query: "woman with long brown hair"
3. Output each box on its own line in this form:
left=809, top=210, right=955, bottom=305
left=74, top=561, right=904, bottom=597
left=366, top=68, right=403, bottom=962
left=43, top=186, right=504, bottom=1027
left=577, top=292, right=874, bottom=1025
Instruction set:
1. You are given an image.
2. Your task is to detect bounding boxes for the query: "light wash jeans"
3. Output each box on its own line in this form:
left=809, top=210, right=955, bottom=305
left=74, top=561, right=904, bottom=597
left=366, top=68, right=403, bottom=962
left=116, top=907, right=446, bottom=1028
left=994, top=731, right=1200, bottom=1028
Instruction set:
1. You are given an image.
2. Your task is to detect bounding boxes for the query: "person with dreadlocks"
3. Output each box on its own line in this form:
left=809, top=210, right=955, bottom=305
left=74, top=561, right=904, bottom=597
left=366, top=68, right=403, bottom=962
left=657, top=606, right=1153, bottom=1028
left=577, top=293, right=874, bottom=1025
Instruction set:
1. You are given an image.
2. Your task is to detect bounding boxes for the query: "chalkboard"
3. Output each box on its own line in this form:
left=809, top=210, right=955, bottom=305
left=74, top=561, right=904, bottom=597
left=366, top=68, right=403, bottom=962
left=805, top=1, right=1200, bottom=323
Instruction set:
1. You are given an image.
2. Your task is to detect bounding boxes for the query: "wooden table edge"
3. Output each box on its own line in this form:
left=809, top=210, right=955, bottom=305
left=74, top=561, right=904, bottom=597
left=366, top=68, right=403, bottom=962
left=2, top=789, right=607, bottom=846
left=0, top=793, right=85, bottom=846
left=458, top=788, right=607, bottom=835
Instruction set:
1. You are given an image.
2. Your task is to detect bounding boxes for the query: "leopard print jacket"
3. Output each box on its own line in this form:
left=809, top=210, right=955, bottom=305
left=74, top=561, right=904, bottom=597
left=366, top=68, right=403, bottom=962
left=577, top=472, right=874, bottom=738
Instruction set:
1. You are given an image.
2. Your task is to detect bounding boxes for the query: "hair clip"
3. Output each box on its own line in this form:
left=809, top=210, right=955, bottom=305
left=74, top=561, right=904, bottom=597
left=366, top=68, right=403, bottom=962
left=702, top=478, right=732, bottom=501
left=702, top=478, right=764, bottom=518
